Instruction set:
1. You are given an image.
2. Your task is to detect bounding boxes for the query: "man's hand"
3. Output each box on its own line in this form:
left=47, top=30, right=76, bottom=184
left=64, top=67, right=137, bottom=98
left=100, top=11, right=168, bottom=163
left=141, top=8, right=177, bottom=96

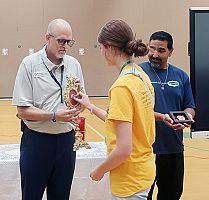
left=163, top=114, right=185, bottom=130
left=182, top=112, right=195, bottom=128
left=55, top=108, right=80, bottom=123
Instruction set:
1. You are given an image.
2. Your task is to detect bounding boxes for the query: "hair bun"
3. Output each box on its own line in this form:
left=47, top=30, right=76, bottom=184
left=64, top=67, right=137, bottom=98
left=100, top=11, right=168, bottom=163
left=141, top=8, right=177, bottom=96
left=125, top=39, right=148, bottom=57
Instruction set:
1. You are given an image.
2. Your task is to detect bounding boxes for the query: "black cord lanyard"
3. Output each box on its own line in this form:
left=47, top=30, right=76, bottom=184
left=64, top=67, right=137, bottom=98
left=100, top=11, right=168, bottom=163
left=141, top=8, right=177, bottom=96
left=44, top=63, right=64, bottom=103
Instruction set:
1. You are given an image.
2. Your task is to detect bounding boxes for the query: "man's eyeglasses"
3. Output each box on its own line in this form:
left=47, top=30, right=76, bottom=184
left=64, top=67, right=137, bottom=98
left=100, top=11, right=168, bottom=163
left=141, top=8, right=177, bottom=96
left=49, top=34, right=75, bottom=47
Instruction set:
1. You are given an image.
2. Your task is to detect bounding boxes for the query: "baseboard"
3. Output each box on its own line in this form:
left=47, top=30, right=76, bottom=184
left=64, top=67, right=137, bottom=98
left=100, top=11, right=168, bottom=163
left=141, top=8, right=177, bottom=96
left=191, top=131, right=209, bottom=138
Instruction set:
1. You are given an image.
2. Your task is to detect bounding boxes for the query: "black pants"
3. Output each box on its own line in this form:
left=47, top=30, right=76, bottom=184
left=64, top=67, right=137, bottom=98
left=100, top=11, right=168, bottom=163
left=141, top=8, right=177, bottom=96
left=147, top=152, right=184, bottom=200
left=20, top=127, right=76, bottom=200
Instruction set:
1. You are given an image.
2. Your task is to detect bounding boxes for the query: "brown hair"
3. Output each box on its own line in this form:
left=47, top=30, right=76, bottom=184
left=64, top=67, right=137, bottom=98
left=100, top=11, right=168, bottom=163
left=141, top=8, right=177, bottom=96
left=98, top=19, right=148, bottom=57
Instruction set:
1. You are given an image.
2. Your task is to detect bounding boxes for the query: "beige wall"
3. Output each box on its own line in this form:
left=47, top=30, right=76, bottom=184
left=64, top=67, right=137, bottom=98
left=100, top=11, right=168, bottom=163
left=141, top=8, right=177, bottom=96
left=0, top=0, right=209, bottom=97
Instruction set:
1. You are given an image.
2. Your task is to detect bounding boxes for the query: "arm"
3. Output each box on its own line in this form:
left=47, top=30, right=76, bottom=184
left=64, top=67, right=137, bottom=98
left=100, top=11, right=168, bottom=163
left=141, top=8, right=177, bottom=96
left=184, top=107, right=195, bottom=119
left=17, top=106, right=80, bottom=123
left=155, top=111, right=185, bottom=130
left=183, top=107, right=195, bottom=127
left=73, top=92, right=106, bottom=121
left=182, top=75, right=195, bottom=126
left=155, top=111, right=170, bottom=122
left=154, top=108, right=195, bottom=130
left=90, top=121, right=132, bottom=181
left=87, top=104, right=106, bottom=122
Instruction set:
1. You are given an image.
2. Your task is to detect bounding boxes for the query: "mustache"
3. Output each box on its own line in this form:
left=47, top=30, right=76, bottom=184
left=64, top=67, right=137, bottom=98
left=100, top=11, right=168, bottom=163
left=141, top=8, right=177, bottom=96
left=149, top=56, right=162, bottom=68
left=150, top=56, right=161, bottom=62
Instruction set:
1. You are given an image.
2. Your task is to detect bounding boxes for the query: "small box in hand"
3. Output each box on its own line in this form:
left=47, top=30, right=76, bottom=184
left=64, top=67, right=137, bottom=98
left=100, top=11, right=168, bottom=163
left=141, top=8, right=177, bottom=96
left=169, top=111, right=193, bottom=125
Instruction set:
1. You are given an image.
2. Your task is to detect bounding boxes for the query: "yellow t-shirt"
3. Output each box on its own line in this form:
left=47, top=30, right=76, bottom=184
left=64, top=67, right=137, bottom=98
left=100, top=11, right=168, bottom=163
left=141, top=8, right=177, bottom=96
left=106, top=66, right=156, bottom=197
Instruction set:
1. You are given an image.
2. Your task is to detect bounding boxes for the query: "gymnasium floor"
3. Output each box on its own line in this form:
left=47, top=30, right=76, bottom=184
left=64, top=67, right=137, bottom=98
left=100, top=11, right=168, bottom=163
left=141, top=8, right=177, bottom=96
left=1, top=99, right=209, bottom=199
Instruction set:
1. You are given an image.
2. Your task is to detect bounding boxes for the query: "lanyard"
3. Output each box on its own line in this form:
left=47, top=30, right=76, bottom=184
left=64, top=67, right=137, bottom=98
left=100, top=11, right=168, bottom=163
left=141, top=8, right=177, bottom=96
left=44, top=64, right=64, bottom=103
left=119, top=66, right=155, bottom=108
left=119, top=59, right=133, bottom=76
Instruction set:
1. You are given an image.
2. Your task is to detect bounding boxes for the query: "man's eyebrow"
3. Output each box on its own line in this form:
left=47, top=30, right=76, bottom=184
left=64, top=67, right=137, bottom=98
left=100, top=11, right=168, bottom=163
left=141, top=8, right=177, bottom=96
left=158, top=47, right=166, bottom=51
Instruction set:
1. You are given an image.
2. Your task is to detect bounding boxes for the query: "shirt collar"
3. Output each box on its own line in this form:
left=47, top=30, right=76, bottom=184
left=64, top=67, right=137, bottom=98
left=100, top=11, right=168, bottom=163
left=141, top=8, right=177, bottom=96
left=41, top=45, right=64, bottom=71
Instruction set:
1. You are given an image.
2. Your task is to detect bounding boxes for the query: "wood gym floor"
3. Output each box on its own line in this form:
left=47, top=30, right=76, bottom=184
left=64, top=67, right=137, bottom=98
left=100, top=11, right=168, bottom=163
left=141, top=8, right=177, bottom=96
left=1, top=99, right=209, bottom=199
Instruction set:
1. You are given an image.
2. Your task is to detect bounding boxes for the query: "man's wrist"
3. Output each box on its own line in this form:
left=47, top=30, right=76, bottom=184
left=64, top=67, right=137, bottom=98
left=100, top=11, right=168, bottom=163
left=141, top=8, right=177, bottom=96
left=52, top=112, right=56, bottom=122
left=162, top=113, right=169, bottom=121
left=161, top=114, right=166, bottom=121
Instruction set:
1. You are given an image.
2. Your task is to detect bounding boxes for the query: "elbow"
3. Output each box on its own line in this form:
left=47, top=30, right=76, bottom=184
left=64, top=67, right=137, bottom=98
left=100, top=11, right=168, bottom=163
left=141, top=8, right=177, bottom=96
left=126, top=146, right=132, bottom=157
left=17, top=110, right=24, bottom=119
left=119, top=145, right=132, bottom=159
left=17, top=106, right=29, bottom=119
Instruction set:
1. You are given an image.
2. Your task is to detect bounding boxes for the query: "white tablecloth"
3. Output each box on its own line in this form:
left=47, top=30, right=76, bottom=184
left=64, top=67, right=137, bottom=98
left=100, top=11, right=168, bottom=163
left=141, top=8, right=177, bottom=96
left=0, top=142, right=111, bottom=200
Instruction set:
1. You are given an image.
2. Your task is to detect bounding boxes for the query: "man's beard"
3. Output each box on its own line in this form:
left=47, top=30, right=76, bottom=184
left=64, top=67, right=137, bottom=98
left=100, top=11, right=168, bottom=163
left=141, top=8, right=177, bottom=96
left=149, top=57, right=162, bottom=69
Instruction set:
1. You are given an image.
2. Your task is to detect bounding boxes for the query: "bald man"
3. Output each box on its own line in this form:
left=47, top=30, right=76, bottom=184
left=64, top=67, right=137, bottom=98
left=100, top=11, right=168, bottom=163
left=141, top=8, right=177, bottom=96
left=12, top=19, right=85, bottom=200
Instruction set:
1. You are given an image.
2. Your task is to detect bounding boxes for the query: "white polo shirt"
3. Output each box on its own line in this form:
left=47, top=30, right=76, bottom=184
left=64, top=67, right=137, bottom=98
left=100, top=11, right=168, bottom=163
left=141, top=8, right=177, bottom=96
left=12, top=46, right=85, bottom=134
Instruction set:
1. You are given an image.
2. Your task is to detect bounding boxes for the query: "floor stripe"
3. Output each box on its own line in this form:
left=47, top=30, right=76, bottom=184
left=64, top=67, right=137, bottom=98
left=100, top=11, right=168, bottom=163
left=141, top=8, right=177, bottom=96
left=86, top=122, right=105, bottom=140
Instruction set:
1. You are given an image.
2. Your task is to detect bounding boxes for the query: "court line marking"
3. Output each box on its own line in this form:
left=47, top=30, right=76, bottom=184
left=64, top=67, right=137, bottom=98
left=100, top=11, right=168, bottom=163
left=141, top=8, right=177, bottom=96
left=86, top=122, right=105, bottom=140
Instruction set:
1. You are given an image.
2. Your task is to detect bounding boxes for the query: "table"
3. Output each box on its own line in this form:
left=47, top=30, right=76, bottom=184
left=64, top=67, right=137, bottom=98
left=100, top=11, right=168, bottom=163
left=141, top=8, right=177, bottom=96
left=0, top=142, right=111, bottom=200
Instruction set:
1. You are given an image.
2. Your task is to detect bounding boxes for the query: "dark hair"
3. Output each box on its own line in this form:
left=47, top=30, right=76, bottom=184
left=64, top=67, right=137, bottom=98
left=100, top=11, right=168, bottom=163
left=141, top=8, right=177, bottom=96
left=149, top=31, right=173, bottom=50
left=98, top=20, right=148, bottom=57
